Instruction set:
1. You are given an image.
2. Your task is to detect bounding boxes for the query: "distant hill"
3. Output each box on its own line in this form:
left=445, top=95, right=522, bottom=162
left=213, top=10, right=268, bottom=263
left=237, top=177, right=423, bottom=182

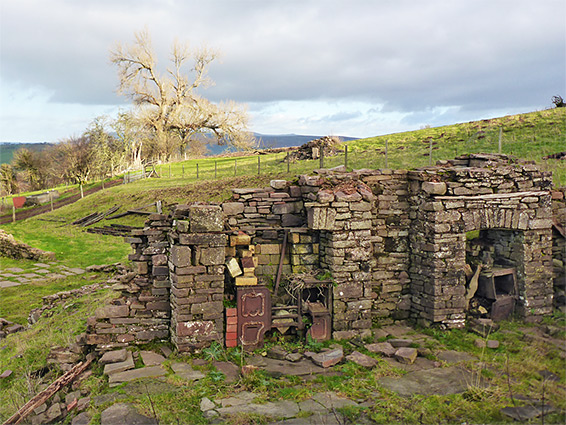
left=0, top=142, right=53, bottom=165
left=0, top=135, right=356, bottom=164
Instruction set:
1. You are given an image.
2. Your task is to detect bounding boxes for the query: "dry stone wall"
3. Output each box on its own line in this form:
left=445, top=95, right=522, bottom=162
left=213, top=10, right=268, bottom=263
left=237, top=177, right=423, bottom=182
left=84, top=153, right=564, bottom=352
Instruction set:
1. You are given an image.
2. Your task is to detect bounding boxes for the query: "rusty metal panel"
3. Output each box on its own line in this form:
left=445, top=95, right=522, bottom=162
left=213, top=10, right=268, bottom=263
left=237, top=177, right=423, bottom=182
left=491, top=296, right=515, bottom=321
left=237, top=286, right=271, bottom=350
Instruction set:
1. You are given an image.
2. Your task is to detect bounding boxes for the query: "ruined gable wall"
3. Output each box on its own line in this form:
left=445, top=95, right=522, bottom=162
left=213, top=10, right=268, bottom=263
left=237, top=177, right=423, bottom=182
left=407, top=154, right=554, bottom=327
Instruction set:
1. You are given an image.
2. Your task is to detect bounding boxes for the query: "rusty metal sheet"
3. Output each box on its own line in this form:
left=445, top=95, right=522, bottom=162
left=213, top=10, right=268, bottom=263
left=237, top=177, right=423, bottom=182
left=237, top=286, right=271, bottom=350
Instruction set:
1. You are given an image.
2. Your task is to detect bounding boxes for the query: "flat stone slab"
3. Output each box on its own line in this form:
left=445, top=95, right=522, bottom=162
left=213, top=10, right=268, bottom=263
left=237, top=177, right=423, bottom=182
left=217, top=399, right=300, bottom=419
left=104, top=351, right=135, bottom=376
left=100, top=349, right=128, bottom=365
left=366, top=342, right=396, bottom=357
left=267, top=413, right=345, bottom=425
left=0, top=281, right=20, bottom=288
left=46, top=273, right=67, bottom=279
left=247, top=356, right=334, bottom=377
left=381, top=324, right=415, bottom=337
left=212, top=360, right=240, bottom=383
left=394, top=347, right=418, bottom=364
left=67, top=268, right=86, bottom=274
left=378, top=366, right=472, bottom=397
left=6, top=267, right=24, bottom=273
left=219, top=391, right=257, bottom=408
left=100, top=402, right=157, bottom=425
left=500, top=404, right=556, bottom=421
left=108, top=365, right=166, bottom=387
left=170, top=362, right=205, bottom=381
left=382, top=356, right=438, bottom=372
left=299, top=392, right=358, bottom=413
left=71, top=411, right=92, bottom=425
left=308, top=347, right=344, bottom=368
left=346, top=351, right=379, bottom=368
left=140, top=351, right=165, bottom=366
left=436, top=350, right=477, bottom=364
left=388, top=338, right=413, bottom=348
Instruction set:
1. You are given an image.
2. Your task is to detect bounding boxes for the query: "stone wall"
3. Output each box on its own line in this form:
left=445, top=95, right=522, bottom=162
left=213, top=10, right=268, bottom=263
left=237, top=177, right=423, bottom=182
left=86, top=214, right=172, bottom=350
left=0, top=229, right=55, bottom=261
left=407, top=154, right=554, bottom=327
left=84, top=153, right=564, bottom=351
left=551, top=188, right=566, bottom=310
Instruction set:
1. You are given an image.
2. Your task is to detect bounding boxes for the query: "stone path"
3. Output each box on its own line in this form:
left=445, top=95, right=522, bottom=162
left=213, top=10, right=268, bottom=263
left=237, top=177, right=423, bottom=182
left=0, top=262, right=86, bottom=288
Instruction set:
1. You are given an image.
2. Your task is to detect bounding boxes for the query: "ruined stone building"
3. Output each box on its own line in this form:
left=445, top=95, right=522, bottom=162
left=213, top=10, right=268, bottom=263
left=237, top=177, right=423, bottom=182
left=86, top=154, right=565, bottom=352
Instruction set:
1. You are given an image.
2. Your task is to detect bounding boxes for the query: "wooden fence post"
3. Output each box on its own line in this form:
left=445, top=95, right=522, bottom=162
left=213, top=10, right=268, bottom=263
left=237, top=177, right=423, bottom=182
left=320, top=146, right=324, bottom=169
left=385, top=139, right=389, bottom=168
left=344, top=145, right=348, bottom=169
left=196, top=163, right=199, bottom=179
left=498, top=127, right=503, bottom=154
left=287, top=153, right=290, bottom=173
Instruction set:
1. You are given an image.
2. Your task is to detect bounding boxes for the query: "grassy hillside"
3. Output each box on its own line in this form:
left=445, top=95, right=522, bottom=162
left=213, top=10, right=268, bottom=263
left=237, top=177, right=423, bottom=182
left=344, top=108, right=565, bottom=185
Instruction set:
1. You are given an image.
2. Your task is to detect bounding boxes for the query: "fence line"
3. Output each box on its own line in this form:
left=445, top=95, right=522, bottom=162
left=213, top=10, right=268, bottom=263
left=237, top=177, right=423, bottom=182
left=115, top=130, right=563, bottom=187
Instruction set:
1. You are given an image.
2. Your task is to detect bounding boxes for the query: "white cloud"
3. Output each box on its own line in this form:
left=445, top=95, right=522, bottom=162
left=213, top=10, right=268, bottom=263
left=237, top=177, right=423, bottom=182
left=0, top=0, right=564, bottom=142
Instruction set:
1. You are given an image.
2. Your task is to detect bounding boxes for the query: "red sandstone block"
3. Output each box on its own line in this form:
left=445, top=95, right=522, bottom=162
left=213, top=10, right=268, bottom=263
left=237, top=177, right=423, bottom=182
left=226, top=316, right=238, bottom=325
left=226, top=308, right=237, bottom=317
left=226, top=331, right=238, bottom=340
left=226, top=324, right=237, bottom=333
left=226, top=339, right=237, bottom=348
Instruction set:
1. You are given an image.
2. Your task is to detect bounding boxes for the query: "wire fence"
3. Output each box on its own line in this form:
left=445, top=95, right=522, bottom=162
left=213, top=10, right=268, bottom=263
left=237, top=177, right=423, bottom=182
left=122, top=127, right=565, bottom=187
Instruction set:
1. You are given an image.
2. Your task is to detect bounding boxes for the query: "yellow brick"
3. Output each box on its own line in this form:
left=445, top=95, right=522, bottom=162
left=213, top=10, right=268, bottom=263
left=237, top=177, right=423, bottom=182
left=230, top=234, right=251, bottom=246
left=260, top=244, right=280, bottom=255
left=238, top=249, right=253, bottom=257
left=290, top=233, right=301, bottom=244
left=235, top=276, right=258, bottom=286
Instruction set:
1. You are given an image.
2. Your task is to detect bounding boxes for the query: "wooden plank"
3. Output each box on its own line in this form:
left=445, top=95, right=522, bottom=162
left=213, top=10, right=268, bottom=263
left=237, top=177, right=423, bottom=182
left=3, top=357, right=93, bottom=425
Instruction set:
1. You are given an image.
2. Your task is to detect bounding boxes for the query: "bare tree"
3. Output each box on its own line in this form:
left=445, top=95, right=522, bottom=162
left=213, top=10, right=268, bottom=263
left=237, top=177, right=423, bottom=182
left=85, top=115, right=127, bottom=178
left=112, top=110, right=145, bottom=169
left=110, top=30, right=254, bottom=161
left=49, top=136, right=99, bottom=198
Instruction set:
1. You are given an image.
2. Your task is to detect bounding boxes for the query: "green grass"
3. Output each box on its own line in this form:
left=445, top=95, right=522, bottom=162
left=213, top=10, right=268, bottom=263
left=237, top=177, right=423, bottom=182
left=0, top=273, right=105, bottom=324
left=0, top=285, right=118, bottom=422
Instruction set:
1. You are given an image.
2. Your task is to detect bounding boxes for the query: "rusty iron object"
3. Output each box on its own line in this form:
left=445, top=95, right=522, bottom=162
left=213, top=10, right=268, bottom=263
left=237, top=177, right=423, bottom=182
left=305, top=302, right=331, bottom=341
left=273, top=229, right=288, bottom=295
left=237, top=286, right=271, bottom=350
left=477, top=267, right=518, bottom=321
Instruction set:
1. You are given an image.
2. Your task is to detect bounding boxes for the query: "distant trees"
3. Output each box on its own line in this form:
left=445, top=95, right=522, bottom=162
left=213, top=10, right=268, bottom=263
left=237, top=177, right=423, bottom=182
left=0, top=164, right=18, bottom=195
left=110, top=30, right=254, bottom=161
left=11, top=148, right=47, bottom=191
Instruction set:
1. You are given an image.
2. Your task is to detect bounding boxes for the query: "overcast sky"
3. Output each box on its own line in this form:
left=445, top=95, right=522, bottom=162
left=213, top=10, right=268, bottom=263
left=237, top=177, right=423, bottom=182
left=1, top=0, right=564, bottom=143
